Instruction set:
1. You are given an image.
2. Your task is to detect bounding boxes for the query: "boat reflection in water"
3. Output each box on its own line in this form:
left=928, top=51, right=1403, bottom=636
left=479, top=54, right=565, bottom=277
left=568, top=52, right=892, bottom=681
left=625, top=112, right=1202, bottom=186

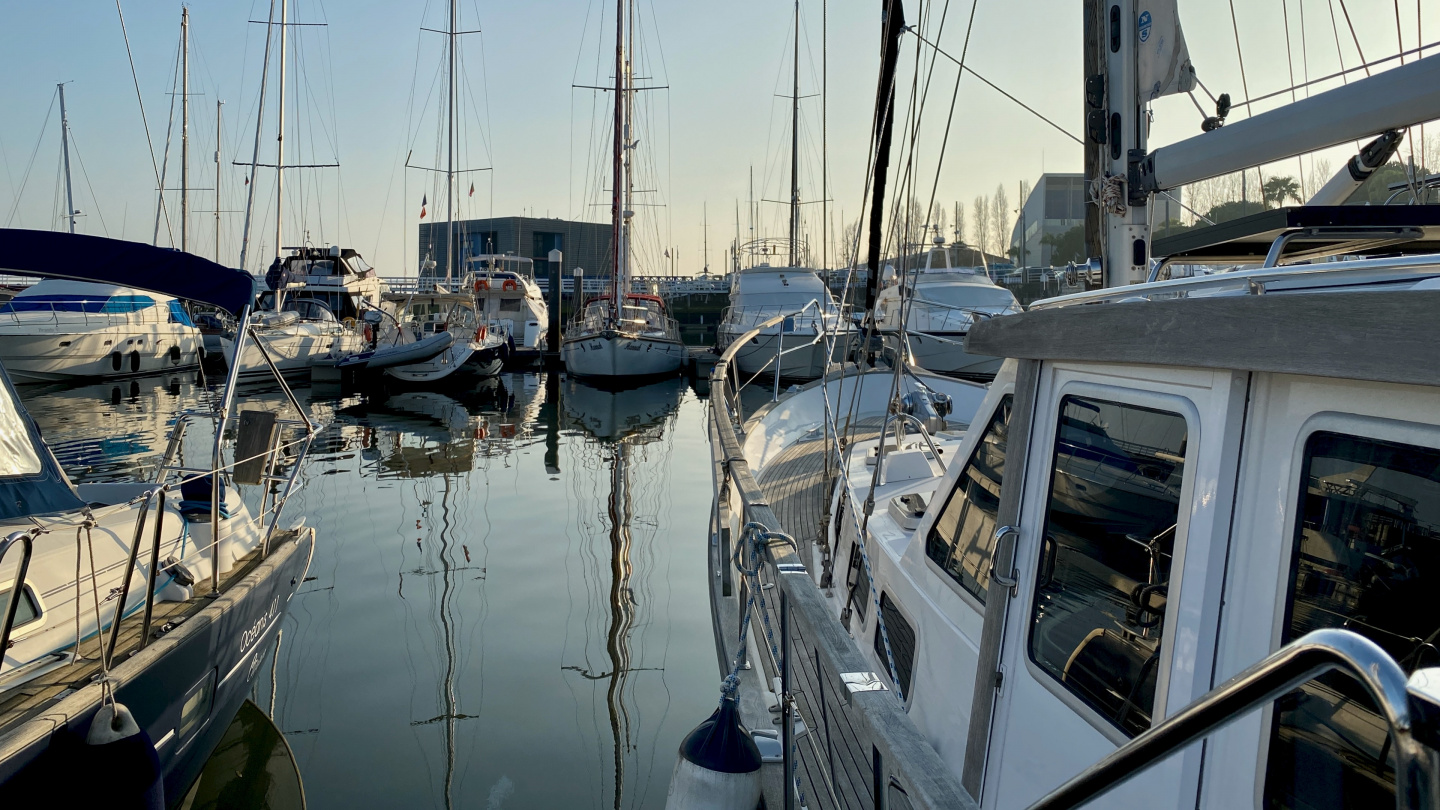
left=178, top=699, right=306, bottom=810
left=561, top=375, right=686, bottom=809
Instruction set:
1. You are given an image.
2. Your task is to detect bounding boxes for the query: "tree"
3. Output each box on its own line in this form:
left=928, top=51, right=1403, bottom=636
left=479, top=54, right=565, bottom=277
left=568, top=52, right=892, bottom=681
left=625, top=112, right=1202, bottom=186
left=972, top=196, right=990, bottom=260
left=1262, top=175, right=1302, bottom=207
left=993, top=184, right=1010, bottom=257
left=1204, top=199, right=1268, bottom=224
left=953, top=202, right=966, bottom=246
left=1041, top=225, right=1085, bottom=265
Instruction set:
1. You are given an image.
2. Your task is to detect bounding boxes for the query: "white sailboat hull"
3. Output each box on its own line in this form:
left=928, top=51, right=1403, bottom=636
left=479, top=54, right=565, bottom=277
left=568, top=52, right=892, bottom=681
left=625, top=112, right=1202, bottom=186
left=0, top=325, right=202, bottom=382
left=561, top=331, right=684, bottom=379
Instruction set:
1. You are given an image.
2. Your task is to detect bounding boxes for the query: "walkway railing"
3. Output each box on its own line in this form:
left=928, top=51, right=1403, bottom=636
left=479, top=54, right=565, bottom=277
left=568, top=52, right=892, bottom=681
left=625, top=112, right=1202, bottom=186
left=708, top=313, right=977, bottom=810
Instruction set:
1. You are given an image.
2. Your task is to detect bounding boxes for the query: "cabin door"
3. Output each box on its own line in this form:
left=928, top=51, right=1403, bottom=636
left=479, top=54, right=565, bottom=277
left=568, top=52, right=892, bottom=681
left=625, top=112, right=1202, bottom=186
left=979, top=366, right=1245, bottom=809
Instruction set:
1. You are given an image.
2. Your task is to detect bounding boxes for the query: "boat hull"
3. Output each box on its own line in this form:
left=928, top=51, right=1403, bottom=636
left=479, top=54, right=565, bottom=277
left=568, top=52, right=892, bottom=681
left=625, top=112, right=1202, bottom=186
left=0, top=326, right=202, bottom=382
left=0, top=528, right=314, bottom=805
left=235, top=324, right=366, bottom=377
left=385, top=341, right=477, bottom=383
left=561, top=330, right=684, bottom=379
left=721, top=328, right=841, bottom=381
left=893, top=331, right=1003, bottom=381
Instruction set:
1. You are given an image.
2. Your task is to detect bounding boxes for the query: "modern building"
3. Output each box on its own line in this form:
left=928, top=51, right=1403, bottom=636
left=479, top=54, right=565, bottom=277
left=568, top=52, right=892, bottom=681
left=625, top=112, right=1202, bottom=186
left=417, top=216, right=612, bottom=282
left=1011, top=173, right=1086, bottom=267
left=1010, top=173, right=1185, bottom=266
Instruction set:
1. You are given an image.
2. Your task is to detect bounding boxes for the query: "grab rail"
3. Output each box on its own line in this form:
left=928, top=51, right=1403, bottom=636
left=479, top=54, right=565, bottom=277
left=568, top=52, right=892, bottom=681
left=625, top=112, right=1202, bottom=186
left=1027, top=627, right=1440, bottom=810
left=709, top=315, right=976, bottom=810
left=0, top=531, right=36, bottom=657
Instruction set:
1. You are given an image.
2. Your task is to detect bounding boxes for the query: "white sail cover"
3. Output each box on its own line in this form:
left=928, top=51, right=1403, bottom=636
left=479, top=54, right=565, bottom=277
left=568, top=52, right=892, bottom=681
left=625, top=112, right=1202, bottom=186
left=1137, top=0, right=1196, bottom=101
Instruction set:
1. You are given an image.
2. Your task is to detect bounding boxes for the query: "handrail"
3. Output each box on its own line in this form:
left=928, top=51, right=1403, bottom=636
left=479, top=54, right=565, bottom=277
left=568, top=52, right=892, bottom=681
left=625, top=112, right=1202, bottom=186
left=1027, top=627, right=1439, bottom=810
left=883, top=412, right=944, bottom=466
left=0, top=531, right=37, bottom=657
left=709, top=315, right=977, bottom=810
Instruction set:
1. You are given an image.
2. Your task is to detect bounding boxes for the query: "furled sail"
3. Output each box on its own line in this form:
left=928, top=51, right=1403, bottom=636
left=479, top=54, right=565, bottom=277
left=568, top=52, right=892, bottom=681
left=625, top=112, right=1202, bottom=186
left=1137, top=0, right=1196, bottom=101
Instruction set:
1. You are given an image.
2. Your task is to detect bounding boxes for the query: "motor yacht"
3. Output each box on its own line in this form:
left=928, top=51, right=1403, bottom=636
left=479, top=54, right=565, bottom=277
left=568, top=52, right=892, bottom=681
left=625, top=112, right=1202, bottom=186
left=715, top=265, right=850, bottom=381
left=461, top=253, right=548, bottom=353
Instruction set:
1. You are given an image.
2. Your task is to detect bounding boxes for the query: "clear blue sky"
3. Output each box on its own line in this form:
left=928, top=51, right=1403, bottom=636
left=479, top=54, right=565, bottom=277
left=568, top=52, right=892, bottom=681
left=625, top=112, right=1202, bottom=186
left=0, top=1, right=1429, bottom=275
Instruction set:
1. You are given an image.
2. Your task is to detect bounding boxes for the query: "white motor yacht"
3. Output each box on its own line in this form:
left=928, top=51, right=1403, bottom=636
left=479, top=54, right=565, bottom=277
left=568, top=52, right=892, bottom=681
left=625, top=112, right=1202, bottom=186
left=461, top=254, right=548, bottom=353
left=873, top=237, right=1022, bottom=381
left=0, top=280, right=203, bottom=382
left=715, top=265, right=850, bottom=381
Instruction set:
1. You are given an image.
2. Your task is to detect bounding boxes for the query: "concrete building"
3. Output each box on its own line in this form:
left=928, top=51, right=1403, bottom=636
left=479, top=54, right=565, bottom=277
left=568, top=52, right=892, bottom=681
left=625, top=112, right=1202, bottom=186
left=1010, top=173, right=1086, bottom=267
left=1010, top=173, right=1185, bottom=266
left=417, top=216, right=612, bottom=282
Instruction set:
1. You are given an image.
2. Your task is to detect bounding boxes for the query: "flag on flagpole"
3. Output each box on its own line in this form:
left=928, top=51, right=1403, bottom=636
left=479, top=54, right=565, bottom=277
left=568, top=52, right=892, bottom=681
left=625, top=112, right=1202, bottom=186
left=419, top=194, right=428, bottom=219
left=468, top=183, right=475, bottom=197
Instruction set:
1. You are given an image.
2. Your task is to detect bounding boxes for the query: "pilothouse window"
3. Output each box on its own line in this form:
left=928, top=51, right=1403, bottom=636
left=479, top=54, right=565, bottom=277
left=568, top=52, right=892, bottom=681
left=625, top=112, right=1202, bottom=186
left=1028, top=395, right=1188, bottom=738
left=1265, top=432, right=1440, bottom=810
left=926, top=395, right=1013, bottom=603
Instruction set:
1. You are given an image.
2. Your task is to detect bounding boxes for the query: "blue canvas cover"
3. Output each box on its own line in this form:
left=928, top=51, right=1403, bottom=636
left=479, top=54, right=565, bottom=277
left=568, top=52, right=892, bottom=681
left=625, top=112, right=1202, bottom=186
left=0, top=229, right=255, bottom=315
left=0, top=363, right=84, bottom=520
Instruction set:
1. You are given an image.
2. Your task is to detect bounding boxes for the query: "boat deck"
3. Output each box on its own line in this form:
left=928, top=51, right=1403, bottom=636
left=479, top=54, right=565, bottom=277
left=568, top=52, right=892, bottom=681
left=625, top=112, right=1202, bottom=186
left=0, top=533, right=297, bottom=735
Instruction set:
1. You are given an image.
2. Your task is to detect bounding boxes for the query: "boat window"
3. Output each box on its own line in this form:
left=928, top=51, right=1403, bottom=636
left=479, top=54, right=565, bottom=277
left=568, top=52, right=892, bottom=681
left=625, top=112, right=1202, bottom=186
left=1028, top=395, right=1188, bottom=738
left=914, top=285, right=1018, bottom=309
left=178, top=670, right=217, bottom=741
left=0, top=380, right=42, bottom=477
left=1264, top=432, right=1440, bottom=810
left=926, top=395, right=1013, bottom=603
left=499, top=297, right=524, bottom=313
left=874, top=592, right=917, bottom=696
left=0, top=586, right=40, bottom=628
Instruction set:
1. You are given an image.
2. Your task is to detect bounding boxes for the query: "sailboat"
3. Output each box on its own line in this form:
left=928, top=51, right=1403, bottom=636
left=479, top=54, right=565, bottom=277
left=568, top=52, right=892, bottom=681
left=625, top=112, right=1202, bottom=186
left=560, top=0, right=685, bottom=380
left=233, top=0, right=372, bottom=378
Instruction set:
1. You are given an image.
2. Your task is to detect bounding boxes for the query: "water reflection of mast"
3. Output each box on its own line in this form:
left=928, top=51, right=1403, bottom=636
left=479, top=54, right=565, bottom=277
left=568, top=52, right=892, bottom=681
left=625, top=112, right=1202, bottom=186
left=438, top=474, right=459, bottom=810
left=604, top=440, right=635, bottom=810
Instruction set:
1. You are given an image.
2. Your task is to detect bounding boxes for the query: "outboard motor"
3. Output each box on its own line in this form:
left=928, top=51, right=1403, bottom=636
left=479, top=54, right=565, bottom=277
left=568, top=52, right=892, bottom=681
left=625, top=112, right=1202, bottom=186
left=902, top=388, right=953, bottom=434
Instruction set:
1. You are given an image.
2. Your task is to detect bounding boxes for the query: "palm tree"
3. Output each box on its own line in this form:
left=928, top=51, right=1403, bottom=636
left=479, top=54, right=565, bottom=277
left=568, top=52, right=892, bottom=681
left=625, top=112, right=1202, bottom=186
left=1262, top=175, right=1303, bottom=207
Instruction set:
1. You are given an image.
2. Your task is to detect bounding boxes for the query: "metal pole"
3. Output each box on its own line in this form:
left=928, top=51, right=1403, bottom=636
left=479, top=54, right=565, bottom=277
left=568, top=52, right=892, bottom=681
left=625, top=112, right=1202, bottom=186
left=790, top=0, right=800, bottom=269
left=238, top=0, right=275, bottom=270
left=547, top=248, right=562, bottom=367
left=106, top=492, right=154, bottom=661
left=611, top=0, right=623, bottom=323
left=274, top=0, right=288, bottom=263
left=773, top=318, right=784, bottom=401
left=140, top=489, right=167, bottom=648
left=0, top=532, right=35, bottom=658
left=181, top=7, right=189, bottom=253
left=208, top=304, right=253, bottom=594
left=58, top=84, right=76, bottom=234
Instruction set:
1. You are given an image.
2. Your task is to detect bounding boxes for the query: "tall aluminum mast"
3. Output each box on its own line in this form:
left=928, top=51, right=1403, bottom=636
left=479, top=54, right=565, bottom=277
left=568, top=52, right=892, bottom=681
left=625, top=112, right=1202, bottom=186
left=181, top=7, right=190, bottom=252
left=610, top=0, right=623, bottom=320
left=446, top=0, right=457, bottom=283
left=215, top=100, right=223, bottom=261
left=57, top=84, right=76, bottom=234
left=789, top=0, right=800, bottom=268
left=274, top=0, right=288, bottom=260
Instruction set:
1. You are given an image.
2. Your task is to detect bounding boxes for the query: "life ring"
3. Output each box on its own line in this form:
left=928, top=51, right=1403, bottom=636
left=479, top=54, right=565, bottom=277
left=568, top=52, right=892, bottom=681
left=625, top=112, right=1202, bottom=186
left=343, top=316, right=357, bottom=331
left=474, top=278, right=490, bottom=291
left=474, top=324, right=488, bottom=342
left=501, top=279, right=518, bottom=292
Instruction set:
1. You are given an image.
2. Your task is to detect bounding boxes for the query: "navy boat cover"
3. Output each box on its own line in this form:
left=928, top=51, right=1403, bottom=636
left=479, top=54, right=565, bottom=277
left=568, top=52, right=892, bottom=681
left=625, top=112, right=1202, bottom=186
left=0, top=229, right=255, bottom=315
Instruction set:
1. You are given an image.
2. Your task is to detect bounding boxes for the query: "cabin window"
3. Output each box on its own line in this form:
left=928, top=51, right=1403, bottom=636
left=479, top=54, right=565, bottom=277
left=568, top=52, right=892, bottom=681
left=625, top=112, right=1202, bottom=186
left=1028, top=395, right=1188, bottom=737
left=1264, top=432, right=1440, bottom=810
left=0, top=382, right=42, bottom=477
left=925, top=395, right=1013, bottom=603
left=499, top=297, right=524, bottom=313
left=178, top=669, right=216, bottom=741
left=0, top=586, right=40, bottom=628
left=873, top=592, right=916, bottom=696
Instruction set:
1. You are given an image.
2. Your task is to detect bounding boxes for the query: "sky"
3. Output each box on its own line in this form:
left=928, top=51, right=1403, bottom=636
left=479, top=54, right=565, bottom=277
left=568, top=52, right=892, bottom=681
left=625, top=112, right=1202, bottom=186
left=0, top=0, right=1433, bottom=277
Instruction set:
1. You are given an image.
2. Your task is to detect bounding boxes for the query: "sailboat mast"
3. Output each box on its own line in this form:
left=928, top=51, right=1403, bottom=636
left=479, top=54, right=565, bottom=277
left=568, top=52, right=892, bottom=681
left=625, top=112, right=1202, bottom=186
left=622, top=0, right=635, bottom=293
left=215, top=100, right=223, bottom=261
left=274, top=0, right=288, bottom=259
left=789, top=0, right=799, bottom=268
left=610, top=0, right=623, bottom=319
left=181, top=7, right=190, bottom=252
left=446, top=0, right=457, bottom=283
left=238, top=0, right=275, bottom=270
left=57, top=84, right=76, bottom=234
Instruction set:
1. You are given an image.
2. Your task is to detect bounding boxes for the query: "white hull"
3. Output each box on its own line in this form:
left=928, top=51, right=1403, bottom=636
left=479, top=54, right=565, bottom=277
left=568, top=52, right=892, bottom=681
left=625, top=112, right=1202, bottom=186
left=0, top=325, right=202, bottom=382
left=237, top=324, right=366, bottom=377
left=720, top=327, right=842, bottom=381
left=896, top=331, right=1003, bottom=379
left=385, top=341, right=477, bottom=383
left=560, top=331, right=684, bottom=378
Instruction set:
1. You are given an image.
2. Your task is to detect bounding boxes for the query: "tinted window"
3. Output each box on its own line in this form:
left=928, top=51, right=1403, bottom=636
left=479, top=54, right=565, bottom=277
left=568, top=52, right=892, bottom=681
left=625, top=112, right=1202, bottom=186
left=874, top=592, right=916, bottom=696
left=926, top=396, right=1013, bottom=603
left=0, top=587, right=39, bottom=627
left=1265, top=433, right=1440, bottom=809
left=1029, top=395, right=1188, bottom=737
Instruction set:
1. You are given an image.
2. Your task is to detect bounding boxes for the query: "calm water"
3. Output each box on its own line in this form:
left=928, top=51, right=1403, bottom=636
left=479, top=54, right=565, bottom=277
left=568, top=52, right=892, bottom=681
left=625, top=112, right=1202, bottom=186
left=18, top=370, right=720, bottom=809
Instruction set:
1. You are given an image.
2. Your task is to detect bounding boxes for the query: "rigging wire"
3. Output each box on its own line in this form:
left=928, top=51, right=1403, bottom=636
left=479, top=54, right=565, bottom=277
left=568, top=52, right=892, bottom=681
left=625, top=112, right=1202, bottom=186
left=115, top=1, right=174, bottom=246
left=1336, top=0, right=1371, bottom=76
left=3, top=89, right=56, bottom=228
left=905, top=28, right=1082, bottom=146
left=68, top=134, right=110, bottom=236
left=1226, top=0, right=1265, bottom=201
